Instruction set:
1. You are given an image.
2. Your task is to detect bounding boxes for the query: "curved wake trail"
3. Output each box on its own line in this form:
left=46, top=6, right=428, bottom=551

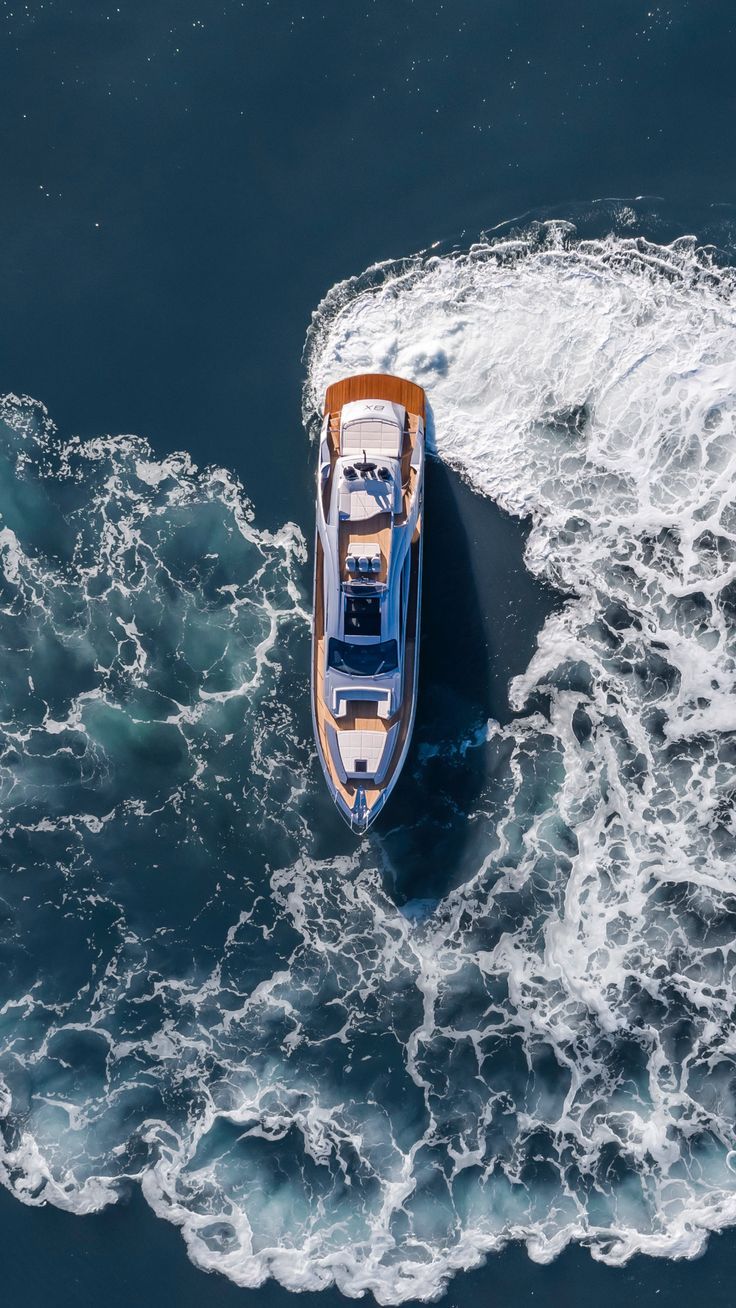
left=4, top=217, right=736, bottom=1302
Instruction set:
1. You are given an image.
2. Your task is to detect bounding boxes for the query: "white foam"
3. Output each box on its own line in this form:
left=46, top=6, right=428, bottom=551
left=6, top=224, right=736, bottom=1303
left=298, top=223, right=736, bottom=1290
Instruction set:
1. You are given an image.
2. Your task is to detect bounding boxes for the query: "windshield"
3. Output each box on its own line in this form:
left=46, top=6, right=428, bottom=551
left=328, top=638, right=398, bottom=677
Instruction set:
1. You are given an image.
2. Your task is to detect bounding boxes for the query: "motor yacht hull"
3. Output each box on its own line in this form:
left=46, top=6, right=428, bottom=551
left=311, top=373, right=425, bottom=833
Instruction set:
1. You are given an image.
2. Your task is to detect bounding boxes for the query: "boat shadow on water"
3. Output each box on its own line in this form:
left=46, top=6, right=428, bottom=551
left=380, top=435, right=561, bottom=908
left=303, top=403, right=561, bottom=897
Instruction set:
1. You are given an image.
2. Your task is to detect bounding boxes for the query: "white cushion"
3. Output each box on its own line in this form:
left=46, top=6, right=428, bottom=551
left=341, top=419, right=402, bottom=458
left=337, top=730, right=386, bottom=777
left=340, top=482, right=394, bottom=520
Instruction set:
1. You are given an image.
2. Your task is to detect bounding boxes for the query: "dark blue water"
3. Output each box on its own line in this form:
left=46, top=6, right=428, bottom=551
left=2, top=2, right=736, bottom=1304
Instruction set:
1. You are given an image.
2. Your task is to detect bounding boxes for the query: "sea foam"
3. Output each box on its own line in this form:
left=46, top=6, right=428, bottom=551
left=3, top=220, right=736, bottom=1302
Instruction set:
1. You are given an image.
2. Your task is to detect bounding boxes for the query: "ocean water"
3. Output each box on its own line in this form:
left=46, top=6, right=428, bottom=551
left=3, top=3, right=736, bottom=1306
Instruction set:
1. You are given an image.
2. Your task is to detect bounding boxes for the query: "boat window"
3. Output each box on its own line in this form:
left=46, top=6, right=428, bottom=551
left=342, top=581, right=386, bottom=596
left=328, top=639, right=398, bottom=677
left=344, top=594, right=381, bottom=637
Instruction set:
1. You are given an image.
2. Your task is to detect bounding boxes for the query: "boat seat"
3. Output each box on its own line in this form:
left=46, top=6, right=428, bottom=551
left=332, top=687, right=392, bottom=720
left=346, top=540, right=380, bottom=576
left=339, top=481, right=394, bottom=520
left=336, top=729, right=385, bottom=778
left=341, top=419, right=402, bottom=458
left=331, top=723, right=400, bottom=783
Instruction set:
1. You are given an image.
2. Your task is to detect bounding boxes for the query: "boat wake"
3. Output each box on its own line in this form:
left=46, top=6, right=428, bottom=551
left=4, top=208, right=736, bottom=1302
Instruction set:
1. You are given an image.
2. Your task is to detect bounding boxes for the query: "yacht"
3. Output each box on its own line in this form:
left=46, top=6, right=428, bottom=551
left=312, top=373, right=425, bottom=833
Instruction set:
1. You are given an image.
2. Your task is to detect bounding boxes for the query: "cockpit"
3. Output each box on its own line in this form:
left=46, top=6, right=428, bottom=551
left=344, top=592, right=381, bottom=636
left=337, top=455, right=401, bottom=521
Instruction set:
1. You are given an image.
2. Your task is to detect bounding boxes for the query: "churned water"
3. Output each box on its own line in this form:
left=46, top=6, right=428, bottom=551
left=4, top=205, right=736, bottom=1302
left=3, top=2, right=736, bottom=1305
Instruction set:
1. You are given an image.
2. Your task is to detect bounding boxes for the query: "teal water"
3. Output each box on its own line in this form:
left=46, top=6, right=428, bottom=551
left=2, top=3, right=736, bottom=1305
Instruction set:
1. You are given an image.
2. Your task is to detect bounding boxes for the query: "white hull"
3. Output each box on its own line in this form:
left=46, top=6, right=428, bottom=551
left=311, top=374, right=426, bottom=833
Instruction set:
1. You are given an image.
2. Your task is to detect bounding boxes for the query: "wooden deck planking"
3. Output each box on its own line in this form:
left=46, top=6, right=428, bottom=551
left=340, top=701, right=381, bottom=731
left=338, top=512, right=393, bottom=585
left=325, top=373, right=426, bottom=420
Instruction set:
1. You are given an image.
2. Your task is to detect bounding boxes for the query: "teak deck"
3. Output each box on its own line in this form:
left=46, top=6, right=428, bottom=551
left=324, top=374, right=426, bottom=420
left=312, top=373, right=424, bottom=823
